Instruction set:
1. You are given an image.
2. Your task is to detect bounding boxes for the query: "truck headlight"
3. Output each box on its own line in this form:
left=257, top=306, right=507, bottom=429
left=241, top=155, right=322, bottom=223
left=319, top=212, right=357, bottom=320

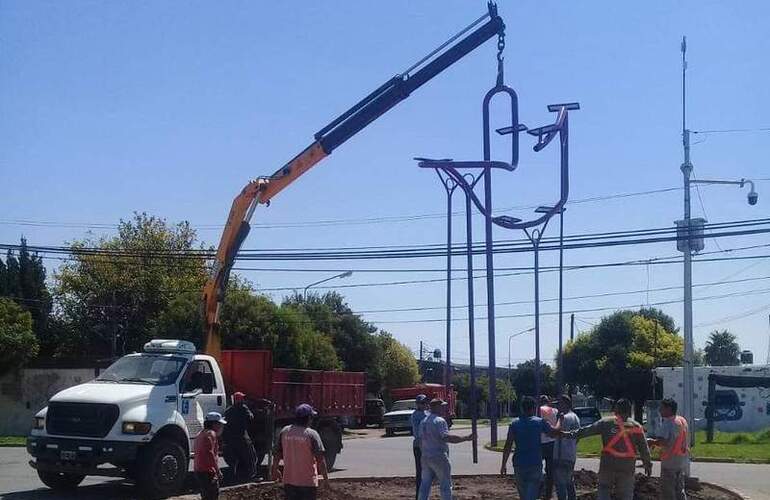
left=122, top=422, right=152, bottom=434
left=32, top=416, right=45, bottom=430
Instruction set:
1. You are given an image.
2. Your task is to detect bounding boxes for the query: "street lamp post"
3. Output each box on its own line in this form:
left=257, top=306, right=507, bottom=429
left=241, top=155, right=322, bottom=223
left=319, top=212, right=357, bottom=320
left=678, top=37, right=759, bottom=447
left=303, top=271, right=353, bottom=300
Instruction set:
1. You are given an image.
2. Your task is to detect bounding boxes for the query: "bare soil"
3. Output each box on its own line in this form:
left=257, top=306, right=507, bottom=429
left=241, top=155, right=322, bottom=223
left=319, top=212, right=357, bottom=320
left=171, top=470, right=741, bottom=500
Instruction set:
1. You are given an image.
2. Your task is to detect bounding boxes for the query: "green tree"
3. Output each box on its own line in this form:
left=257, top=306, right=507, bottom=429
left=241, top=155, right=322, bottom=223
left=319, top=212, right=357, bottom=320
left=704, top=330, right=740, bottom=366
left=379, top=333, right=419, bottom=392
left=54, top=213, right=207, bottom=358
left=0, top=298, right=39, bottom=373
left=512, top=359, right=558, bottom=398
left=153, top=284, right=341, bottom=370
left=0, top=238, right=53, bottom=355
left=562, top=309, right=683, bottom=420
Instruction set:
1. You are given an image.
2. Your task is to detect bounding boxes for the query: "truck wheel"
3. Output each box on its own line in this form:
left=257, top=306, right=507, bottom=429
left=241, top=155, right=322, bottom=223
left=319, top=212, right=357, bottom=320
left=137, top=438, right=187, bottom=499
left=37, top=469, right=85, bottom=491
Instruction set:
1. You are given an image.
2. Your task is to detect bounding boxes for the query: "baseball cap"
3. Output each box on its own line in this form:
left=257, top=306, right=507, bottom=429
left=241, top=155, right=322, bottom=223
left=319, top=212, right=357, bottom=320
left=233, top=392, right=245, bottom=403
left=415, top=394, right=428, bottom=404
left=429, top=398, right=446, bottom=407
left=295, top=403, right=318, bottom=418
left=204, top=411, right=227, bottom=424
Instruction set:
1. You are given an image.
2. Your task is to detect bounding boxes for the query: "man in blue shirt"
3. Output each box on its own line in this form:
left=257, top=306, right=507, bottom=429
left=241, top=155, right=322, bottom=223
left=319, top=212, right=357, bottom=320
left=411, top=394, right=428, bottom=500
left=500, top=396, right=559, bottom=500
left=418, top=398, right=474, bottom=500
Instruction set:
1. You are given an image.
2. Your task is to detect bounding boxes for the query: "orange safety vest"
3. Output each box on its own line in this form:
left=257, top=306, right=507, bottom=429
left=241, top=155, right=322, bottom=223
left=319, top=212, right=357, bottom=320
left=660, top=415, right=688, bottom=460
left=602, top=416, right=644, bottom=458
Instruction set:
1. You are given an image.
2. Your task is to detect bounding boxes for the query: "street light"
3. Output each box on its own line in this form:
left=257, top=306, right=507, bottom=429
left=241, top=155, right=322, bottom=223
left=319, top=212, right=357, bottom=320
left=303, top=271, right=353, bottom=300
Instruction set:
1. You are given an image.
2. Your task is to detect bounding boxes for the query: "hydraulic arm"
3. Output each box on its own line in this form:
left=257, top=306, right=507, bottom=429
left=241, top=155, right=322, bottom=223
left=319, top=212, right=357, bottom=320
left=203, top=4, right=505, bottom=360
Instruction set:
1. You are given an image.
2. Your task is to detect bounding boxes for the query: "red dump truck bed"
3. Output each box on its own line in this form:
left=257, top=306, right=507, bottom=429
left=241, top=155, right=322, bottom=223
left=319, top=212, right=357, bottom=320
left=390, top=383, right=457, bottom=418
left=220, top=350, right=365, bottom=420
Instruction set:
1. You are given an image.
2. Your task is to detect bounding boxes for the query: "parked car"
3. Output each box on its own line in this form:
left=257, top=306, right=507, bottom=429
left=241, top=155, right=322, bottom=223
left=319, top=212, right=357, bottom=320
left=383, top=399, right=417, bottom=436
left=573, top=406, right=602, bottom=427
left=364, top=399, right=386, bottom=428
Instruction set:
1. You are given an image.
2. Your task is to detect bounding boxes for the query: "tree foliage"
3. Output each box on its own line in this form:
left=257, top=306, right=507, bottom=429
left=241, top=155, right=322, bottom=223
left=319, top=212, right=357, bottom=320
left=378, top=332, right=420, bottom=391
left=54, top=213, right=207, bottom=357
left=511, top=359, right=558, bottom=397
left=704, top=330, right=741, bottom=366
left=561, top=309, right=683, bottom=408
left=0, top=238, right=53, bottom=355
left=0, top=298, right=38, bottom=373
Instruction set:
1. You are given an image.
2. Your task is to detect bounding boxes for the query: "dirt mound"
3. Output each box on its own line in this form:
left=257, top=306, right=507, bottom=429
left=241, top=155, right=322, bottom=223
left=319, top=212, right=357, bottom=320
left=171, top=470, right=741, bottom=500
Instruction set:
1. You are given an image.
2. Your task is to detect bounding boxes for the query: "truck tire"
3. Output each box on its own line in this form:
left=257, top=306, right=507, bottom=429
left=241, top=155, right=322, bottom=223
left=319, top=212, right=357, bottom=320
left=137, top=438, right=187, bottom=499
left=37, top=469, right=85, bottom=491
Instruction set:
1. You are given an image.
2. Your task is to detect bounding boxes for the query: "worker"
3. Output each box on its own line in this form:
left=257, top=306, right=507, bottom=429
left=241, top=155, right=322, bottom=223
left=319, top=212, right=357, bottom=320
left=223, top=391, right=257, bottom=483
left=500, top=396, right=560, bottom=500
left=271, top=403, right=329, bottom=500
left=648, top=398, right=689, bottom=500
left=411, top=394, right=429, bottom=500
left=570, top=398, right=652, bottom=500
left=194, top=411, right=226, bottom=500
left=418, top=398, right=474, bottom=500
left=539, top=394, right=558, bottom=499
left=552, top=395, right=581, bottom=500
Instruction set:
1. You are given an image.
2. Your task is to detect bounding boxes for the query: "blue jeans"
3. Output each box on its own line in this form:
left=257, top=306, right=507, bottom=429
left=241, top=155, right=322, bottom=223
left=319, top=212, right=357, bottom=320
left=554, top=460, right=576, bottom=500
left=514, top=464, right=543, bottom=500
left=418, top=453, right=452, bottom=500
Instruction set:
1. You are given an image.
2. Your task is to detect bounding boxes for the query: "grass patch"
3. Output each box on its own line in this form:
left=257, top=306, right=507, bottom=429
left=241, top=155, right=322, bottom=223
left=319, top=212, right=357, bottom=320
left=485, top=429, right=770, bottom=462
left=0, top=436, right=26, bottom=447
left=453, top=418, right=512, bottom=428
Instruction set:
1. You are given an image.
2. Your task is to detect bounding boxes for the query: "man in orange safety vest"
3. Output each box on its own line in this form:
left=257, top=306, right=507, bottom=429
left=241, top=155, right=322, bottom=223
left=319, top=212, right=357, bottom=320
left=649, top=398, right=689, bottom=500
left=570, top=398, right=652, bottom=500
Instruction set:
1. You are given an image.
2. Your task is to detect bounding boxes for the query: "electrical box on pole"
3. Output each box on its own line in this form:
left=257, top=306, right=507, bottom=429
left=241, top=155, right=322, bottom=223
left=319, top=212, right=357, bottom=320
left=675, top=217, right=706, bottom=253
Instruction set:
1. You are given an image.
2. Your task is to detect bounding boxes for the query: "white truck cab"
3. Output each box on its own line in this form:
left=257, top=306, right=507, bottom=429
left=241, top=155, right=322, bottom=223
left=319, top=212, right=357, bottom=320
left=28, top=339, right=226, bottom=498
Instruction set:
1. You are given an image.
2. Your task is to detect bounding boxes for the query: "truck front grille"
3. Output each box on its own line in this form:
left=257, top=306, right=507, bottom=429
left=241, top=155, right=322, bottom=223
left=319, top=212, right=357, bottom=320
left=46, top=402, right=119, bottom=438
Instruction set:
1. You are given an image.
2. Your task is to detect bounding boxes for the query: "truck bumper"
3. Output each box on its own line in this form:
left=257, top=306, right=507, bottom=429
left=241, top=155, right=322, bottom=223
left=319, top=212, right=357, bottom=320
left=27, top=436, right=141, bottom=471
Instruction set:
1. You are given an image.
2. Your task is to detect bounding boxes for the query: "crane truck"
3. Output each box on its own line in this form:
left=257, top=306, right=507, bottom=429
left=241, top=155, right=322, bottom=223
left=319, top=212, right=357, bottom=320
left=27, top=4, right=507, bottom=498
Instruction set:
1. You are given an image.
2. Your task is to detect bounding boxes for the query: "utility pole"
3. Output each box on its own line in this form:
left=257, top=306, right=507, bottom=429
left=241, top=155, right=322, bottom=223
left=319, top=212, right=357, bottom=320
left=419, top=341, right=424, bottom=382
left=679, top=36, right=696, bottom=448
left=570, top=313, right=575, bottom=342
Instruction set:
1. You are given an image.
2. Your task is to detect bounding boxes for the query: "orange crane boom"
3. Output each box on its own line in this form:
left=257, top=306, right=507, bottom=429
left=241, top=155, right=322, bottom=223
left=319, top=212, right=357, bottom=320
left=203, top=4, right=506, bottom=360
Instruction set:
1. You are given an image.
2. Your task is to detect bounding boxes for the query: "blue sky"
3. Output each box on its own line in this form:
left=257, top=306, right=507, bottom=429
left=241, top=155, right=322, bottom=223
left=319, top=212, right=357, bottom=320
left=2, top=1, right=769, bottom=367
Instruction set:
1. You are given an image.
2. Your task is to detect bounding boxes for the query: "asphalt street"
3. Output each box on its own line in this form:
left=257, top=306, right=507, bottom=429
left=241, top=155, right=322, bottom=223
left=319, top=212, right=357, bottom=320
left=2, top=426, right=768, bottom=499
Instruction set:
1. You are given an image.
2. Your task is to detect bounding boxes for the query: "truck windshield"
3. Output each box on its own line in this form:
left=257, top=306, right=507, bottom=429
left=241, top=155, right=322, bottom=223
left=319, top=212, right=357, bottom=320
left=96, top=355, right=187, bottom=386
left=390, top=400, right=416, bottom=411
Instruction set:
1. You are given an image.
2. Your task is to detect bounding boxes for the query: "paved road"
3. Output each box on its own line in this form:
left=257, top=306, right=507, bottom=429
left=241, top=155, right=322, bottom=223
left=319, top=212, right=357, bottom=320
left=2, top=426, right=769, bottom=499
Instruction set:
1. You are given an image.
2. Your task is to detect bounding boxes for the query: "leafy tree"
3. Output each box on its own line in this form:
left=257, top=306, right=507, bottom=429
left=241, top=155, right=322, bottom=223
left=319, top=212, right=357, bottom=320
left=637, top=307, right=678, bottom=334
left=704, top=330, right=740, bottom=366
left=54, top=213, right=207, bottom=358
left=0, top=298, right=39, bottom=373
left=153, top=284, right=341, bottom=370
left=562, top=310, right=683, bottom=420
left=379, top=333, right=419, bottom=392
left=511, top=359, right=558, bottom=398
left=0, top=238, right=53, bottom=354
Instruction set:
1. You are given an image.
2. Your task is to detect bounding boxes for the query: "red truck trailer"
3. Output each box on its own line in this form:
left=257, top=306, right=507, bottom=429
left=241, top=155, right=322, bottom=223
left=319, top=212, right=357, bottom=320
left=220, top=350, right=365, bottom=468
left=391, top=383, right=457, bottom=418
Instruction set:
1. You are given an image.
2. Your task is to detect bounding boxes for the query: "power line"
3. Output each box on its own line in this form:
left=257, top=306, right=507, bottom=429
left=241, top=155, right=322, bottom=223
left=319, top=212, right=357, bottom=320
left=0, top=186, right=688, bottom=231
left=4, top=217, right=770, bottom=261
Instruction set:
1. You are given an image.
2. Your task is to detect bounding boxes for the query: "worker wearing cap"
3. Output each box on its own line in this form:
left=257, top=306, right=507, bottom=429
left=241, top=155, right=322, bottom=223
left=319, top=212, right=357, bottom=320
left=570, top=398, right=652, bottom=500
left=540, top=394, right=558, bottom=499
left=272, top=403, right=329, bottom=500
left=194, top=412, right=226, bottom=500
left=648, top=398, right=689, bottom=500
left=418, top=398, right=474, bottom=500
left=223, top=392, right=257, bottom=483
left=411, top=394, right=429, bottom=500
